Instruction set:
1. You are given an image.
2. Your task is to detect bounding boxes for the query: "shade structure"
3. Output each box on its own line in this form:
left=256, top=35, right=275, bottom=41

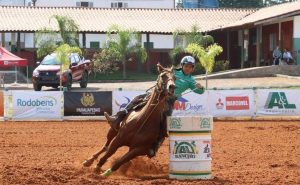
left=0, top=47, right=28, bottom=67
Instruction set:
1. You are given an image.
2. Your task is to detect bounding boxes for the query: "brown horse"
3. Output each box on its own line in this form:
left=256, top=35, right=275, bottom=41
left=83, top=64, right=176, bottom=176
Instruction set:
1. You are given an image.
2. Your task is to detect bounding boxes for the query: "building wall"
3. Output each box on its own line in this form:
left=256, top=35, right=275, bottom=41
left=34, top=0, right=174, bottom=8
left=262, top=23, right=279, bottom=63
left=0, top=0, right=27, bottom=6
left=294, top=16, right=300, bottom=65
left=281, top=21, right=293, bottom=51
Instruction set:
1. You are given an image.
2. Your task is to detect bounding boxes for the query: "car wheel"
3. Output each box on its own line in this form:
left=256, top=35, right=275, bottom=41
left=52, top=85, right=59, bottom=89
left=33, top=84, right=42, bottom=91
left=80, top=71, right=88, bottom=88
left=66, top=75, right=72, bottom=91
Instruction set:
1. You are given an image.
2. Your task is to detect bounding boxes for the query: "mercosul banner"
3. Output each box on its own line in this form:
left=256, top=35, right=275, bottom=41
left=208, top=90, right=255, bottom=117
left=9, top=91, right=63, bottom=120
left=256, top=89, right=300, bottom=116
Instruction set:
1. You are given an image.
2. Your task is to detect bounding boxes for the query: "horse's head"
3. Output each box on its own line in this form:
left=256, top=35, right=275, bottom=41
left=156, top=64, right=176, bottom=96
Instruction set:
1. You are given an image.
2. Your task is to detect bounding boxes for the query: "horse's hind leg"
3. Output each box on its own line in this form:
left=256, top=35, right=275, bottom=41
left=101, top=146, right=148, bottom=176
left=83, top=128, right=117, bottom=167
left=95, top=137, right=122, bottom=173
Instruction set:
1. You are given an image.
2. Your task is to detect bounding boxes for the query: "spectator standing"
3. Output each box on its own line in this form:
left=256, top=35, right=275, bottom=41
left=272, top=46, right=282, bottom=65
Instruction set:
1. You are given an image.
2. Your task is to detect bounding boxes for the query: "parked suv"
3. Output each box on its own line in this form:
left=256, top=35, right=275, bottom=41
left=32, top=53, right=92, bottom=91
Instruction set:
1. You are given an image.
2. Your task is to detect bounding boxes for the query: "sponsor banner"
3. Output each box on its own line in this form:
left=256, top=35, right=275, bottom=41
left=11, top=91, right=62, bottom=120
left=169, top=137, right=211, bottom=161
left=256, top=89, right=300, bottom=115
left=168, top=116, right=213, bottom=131
left=64, top=92, right=112, bottom=116
left=172, top=92, right=208, bottom=116
left=0, top=91, right=3, bottom=117
left=112, top=90, right=145, bottom=114
left=208, top=90, right=254, bottom=117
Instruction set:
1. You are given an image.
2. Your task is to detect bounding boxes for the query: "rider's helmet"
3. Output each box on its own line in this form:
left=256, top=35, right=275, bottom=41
left=180, top=56, right=195, bottom=67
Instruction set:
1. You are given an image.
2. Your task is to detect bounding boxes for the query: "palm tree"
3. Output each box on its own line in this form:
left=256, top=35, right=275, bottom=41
left=35, top=15, right=79, bottom=59
left=54, top=44, right=82, bottom=91
left=186, top=43, right=223, bottom=88
left=96, top=25, right=147, bottom=79
left=170, top=25, right=214, bottom=65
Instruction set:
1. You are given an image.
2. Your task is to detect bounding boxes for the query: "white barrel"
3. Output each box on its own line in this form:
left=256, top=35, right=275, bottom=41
left=167, top=115, right=213, bottom=180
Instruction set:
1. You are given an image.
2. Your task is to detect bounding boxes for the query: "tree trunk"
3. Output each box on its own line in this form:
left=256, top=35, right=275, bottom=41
left=205, top=70, right=208, bottom=89
left=122, top=60, right=127, bottom=79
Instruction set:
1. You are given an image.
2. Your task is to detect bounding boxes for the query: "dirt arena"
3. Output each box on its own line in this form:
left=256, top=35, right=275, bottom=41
left=0, top=121, right=299, bottom=185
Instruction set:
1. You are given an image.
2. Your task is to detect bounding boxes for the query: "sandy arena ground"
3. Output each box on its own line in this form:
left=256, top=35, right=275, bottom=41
left=0, top=121, right=299, bottom=185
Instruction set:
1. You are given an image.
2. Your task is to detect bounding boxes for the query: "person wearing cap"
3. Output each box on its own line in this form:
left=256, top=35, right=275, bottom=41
left=174, top=55, right=204, bottom=96
left=104, top=55, right=204, bottom=156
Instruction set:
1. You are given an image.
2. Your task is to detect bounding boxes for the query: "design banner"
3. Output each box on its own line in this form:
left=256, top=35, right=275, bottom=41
left=256, top=89, right=300, bottom=115
left=207, top=90, right=255, bottom=117
left=172, top=92, right=208, bottom=116
left=112, top=90, right=145, bottom=114
left=10, top=91, right=63, bottom=120
left=64, top=91, right=112, bottom=116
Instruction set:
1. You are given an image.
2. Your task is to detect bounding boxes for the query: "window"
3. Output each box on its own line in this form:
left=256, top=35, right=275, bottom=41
left=174, top=35, right=183, bottom=47
left=81, top=2, right=89, bottom=7
left=90, top=42, right=100, bottom=49
left=111, top=2, right=128, bottom=8
left=144, top=42, right=154, bottom=49
left=76, top=1, right=93, bottom=8
left=269, top=33, right=277, bottom=51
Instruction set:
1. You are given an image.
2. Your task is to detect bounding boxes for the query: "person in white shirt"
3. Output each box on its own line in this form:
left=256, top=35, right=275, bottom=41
left=282, top=49, right=293, bottom=64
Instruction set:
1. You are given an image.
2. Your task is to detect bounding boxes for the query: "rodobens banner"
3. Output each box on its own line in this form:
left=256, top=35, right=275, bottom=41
left=256, top=89, right=300, bottom=116
left=64, top=91, right=112, bottom=116
left=10, top=91, right=63, bottom=120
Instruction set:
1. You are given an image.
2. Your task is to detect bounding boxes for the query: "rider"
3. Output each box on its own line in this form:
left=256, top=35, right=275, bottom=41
left=104, top=55, right=204, bottom=155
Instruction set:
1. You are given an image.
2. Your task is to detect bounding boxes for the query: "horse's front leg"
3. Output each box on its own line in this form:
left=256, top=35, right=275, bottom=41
left=95, top=136, right=122, bottom=173
left=83, top=128, right=117, bottom=167
left=101, top=146, right=149, bottom=176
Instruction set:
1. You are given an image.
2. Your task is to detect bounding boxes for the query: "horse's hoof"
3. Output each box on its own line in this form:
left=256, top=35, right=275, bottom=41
left=82, top=159, right=93, bottom=167
left=101, top=168, right=113, bottom=177
left=94, top=165, right=101, bottom=173
left=147, top=149, right=155, bottom=158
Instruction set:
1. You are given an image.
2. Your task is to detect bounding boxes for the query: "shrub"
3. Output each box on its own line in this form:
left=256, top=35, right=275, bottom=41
left=213, top=60, right=230, bottom=72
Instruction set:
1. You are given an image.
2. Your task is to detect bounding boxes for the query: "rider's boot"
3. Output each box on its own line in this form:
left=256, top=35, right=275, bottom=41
left=104, top=110, right=127, bottom=131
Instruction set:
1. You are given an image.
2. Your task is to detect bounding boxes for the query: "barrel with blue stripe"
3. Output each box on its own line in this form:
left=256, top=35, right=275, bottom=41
left=168, top=115, right=213, bottom=180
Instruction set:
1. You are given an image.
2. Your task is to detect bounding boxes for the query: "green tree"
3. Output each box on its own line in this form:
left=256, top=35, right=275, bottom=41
left=219, top=0, right=264, bottom=8
left=186, top=43, right=223, bottom=88
left=170, top=25, right=214, bottom=66
left=93, top=25, right=147, bottom=79
left=35, top=15, right=79, bottom=59
left=54, top=44, right=82, bottom=91
left=263, top=0, right=297, bottom=6
left=219, top=0, right=297, bottom=8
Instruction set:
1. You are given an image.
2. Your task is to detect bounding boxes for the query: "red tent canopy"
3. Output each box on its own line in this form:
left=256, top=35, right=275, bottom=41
left=0, top=47, right=28, bottom=67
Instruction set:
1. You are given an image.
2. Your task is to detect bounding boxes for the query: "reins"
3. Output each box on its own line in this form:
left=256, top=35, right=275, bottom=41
left=134, top=72, right=172, bottom=134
